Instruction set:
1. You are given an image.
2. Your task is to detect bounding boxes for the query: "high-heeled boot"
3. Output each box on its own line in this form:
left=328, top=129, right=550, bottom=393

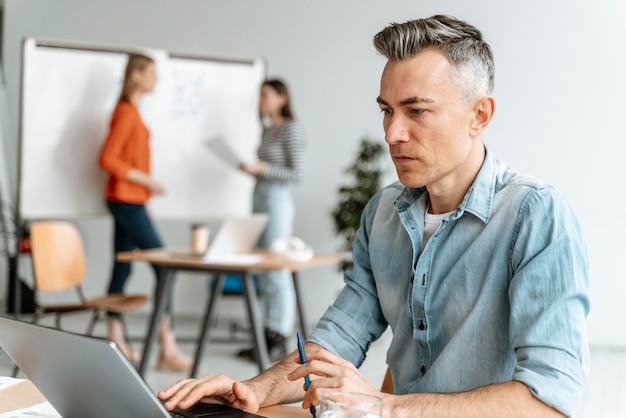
left=156, top=315, right=193, bottom=372
left=237, top=328, right=288, bottom=362
left=107, top=318, right=141, bottom=364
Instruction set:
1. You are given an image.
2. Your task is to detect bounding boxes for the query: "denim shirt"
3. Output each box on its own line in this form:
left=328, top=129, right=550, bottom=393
left=310, top=149, right=590, bottom=416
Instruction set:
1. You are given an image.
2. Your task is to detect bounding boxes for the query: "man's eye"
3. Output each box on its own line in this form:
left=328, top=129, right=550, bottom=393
left=410, top=108, right=425, bottom=115
left=379, top=108, right=392, bottom=115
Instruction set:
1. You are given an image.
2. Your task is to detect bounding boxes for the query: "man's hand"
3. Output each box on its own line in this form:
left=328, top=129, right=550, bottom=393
left=157, top=374, right=260, bottom=413
left=287, top=345, right=381, bottom=411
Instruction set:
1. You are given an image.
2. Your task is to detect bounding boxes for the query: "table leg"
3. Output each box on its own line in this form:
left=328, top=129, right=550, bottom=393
left=190, top=273, right=226, bottom=378
left=292, top=272, right=309, bottom=339
left=241, top=271, right=269, bottom=371
left=138, top=267, right=173, bottom=377
left=7, top=255, right=21, bottom=317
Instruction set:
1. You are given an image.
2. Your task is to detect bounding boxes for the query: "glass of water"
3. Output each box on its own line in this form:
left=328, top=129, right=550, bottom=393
left=319, top=392, right=383, bottom=418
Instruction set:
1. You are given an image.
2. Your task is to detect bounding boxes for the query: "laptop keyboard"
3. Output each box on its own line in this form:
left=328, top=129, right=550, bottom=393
left=168, top=404, right=267, bottom=417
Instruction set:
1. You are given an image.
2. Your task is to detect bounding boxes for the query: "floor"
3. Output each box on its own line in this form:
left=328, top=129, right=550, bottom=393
left=0, top=306, right=623, bottom=417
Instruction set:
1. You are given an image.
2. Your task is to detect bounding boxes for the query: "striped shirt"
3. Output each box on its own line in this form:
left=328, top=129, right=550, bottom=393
left=257, top=120, right=306, bottom=184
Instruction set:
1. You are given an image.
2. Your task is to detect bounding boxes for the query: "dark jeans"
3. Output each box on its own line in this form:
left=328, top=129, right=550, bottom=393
left=106, top=200, right=173, bottom=317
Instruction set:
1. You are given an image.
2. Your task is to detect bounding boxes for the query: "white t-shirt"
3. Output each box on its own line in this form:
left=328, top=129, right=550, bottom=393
left=422, top=209, right=454, bottom=251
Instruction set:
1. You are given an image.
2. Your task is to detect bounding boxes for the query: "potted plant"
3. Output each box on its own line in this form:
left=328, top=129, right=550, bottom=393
left=331, top=138, right=385, bottom=271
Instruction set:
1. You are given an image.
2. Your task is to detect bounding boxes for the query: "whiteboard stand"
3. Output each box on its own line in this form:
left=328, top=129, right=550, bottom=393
left=0, top=58, right=25, bottom=316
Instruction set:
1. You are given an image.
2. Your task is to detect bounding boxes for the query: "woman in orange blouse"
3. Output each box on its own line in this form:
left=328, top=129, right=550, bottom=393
left=99, top=53, right=191, bottom=372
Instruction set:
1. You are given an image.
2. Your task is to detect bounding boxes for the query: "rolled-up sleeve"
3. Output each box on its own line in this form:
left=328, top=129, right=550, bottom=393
left=509, top=186, right=590, bottom=416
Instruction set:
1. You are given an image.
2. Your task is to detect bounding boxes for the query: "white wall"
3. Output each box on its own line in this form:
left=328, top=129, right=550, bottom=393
left=2, top=0, right=625, bottom=346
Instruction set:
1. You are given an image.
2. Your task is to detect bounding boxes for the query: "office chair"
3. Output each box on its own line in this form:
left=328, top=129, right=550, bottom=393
left=206, top=274, right=260, bottom=342
left=11, top=220, right=148, bottom=376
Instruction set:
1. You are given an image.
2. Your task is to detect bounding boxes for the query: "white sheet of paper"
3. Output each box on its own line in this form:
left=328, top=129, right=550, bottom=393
left=205, top=137, right=242, bottom=168
left=203, top=254, right=263, bottom=265
left=0, top=402, right=61, bottom=418
left=0, top=377, right=61, bottom=417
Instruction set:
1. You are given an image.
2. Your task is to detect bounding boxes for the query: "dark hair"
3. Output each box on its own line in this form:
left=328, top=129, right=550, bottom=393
left=373, top=15, right=495, bottom=102
left=263, top=79, right=294, bottom=120
left=117, top=53, right=155, bottom=104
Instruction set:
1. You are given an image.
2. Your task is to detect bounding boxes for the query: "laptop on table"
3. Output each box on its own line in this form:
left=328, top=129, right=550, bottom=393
left=173, top=214, right=269, bottom=265
left=202, top=214, right=269, bottom=264
left=0, top=316, right=265, bottom=418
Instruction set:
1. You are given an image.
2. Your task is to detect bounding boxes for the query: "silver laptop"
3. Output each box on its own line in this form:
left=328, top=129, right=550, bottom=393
left=202, top=214, right=269, bottom=264
left=0, top=316, right=265, bottom=418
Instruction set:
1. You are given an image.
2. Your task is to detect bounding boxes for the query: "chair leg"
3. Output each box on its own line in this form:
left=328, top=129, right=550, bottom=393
left=11, top=363, right=20, bottom=378
left=120, top=316, right=134, bottom=351
left=86, top=311, right=101, bottom=335
left=12, top=312, right=41, bottom=378
left=12, top=311, right=43, bottom=377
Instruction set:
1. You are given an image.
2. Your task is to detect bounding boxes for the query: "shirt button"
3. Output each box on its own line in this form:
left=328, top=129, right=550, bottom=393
left=420, top=365, right=426, bottom=375
left=418, top=320, right=426, bottom=330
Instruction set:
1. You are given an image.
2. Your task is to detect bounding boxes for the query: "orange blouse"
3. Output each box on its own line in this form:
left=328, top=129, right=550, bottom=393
left=99, top=102, right=151, bottom=204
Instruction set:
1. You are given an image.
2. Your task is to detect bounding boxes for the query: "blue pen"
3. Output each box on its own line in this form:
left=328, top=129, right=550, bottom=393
left=296, top=332, right=317, bottom=418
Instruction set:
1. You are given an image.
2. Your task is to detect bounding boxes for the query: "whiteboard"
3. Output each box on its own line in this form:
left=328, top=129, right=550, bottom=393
left=19, top=38, right=264, bottom=219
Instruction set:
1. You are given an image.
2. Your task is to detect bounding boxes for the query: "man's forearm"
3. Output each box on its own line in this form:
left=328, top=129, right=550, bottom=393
left=246, top=350, right=308, bottom=407
left=384, top=381, right=566, bottom=418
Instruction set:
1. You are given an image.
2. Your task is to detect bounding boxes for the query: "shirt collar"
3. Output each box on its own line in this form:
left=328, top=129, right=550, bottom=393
left=394, top=146, right=496, bottom=224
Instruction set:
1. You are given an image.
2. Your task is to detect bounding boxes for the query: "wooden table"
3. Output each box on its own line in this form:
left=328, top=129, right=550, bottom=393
left=0, top=379, right=310, bottom=417
left=116, top=249, right=340, bottom=377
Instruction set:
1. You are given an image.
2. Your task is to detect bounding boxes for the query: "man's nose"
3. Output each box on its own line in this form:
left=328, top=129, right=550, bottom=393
left=384, top=114, right=410, bottom=144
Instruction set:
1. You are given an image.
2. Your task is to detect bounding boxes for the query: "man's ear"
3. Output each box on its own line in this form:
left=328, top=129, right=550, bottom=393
left=470, top=96, right=495, bottom=136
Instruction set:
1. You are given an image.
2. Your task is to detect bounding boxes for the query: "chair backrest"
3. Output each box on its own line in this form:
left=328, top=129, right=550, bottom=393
left=381, top=367, right=393, bottom=394
left=30, top=220, right=87, bottom=292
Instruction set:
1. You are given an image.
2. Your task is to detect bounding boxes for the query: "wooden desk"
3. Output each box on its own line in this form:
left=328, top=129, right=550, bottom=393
left=116, top=249, right=340, bottom=377
left=0, top=379, right=310, bottom=417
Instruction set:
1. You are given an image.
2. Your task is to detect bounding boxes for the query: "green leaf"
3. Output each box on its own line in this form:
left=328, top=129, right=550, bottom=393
left=330, top=137, right=386, bottom=271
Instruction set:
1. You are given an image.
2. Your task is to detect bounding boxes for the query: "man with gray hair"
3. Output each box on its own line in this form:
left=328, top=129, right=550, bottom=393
left=161, top=15, right=589, bottom=418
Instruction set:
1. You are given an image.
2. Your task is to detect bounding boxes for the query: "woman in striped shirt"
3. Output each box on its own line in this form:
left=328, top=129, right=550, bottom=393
left=238, top=79, right=306, bottom=361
